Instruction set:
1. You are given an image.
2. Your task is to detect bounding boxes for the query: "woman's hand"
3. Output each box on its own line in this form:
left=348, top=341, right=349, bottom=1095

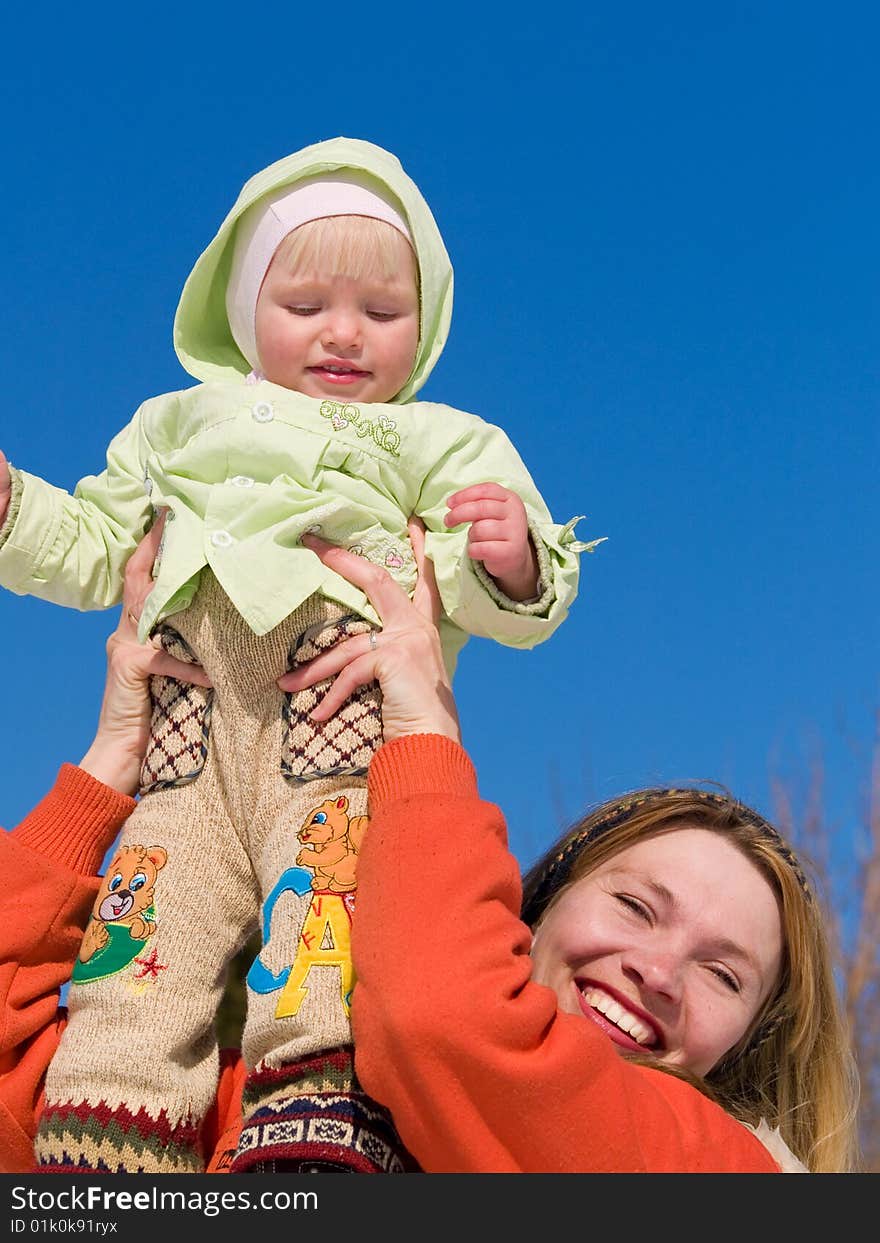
left=78, top=512, right=211, bottom=795
left=277, top=517, right=461, bottom=745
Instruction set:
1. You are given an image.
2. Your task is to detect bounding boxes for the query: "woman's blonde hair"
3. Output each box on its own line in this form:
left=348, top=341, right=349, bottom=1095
left=521, top=787, right=861, bottom=1172
left=273, top=214, right=418, bottom=286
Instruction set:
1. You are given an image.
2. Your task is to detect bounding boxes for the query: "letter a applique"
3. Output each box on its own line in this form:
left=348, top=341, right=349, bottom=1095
left=275, top=891, right=355, bottom=1018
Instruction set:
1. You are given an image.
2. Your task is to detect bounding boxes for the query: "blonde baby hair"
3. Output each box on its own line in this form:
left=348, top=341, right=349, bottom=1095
left=273, top=215, right=418, bottom=287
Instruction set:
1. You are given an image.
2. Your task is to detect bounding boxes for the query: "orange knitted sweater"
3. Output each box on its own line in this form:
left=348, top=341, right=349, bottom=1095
left=354, top=735, right=781, bottom=1173
left=2, top=741, right=780, bottom=1174
left=0, top=764, right=244, bottom=1175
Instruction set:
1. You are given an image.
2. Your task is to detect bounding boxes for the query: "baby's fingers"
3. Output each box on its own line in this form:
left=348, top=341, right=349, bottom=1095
left=446, top=482, right=513, bottom=508
left=445, top=499, right=508, bottom=528
left=0, top=450, right=11, bottom=523
left=466, top=517, right=512, bottom=545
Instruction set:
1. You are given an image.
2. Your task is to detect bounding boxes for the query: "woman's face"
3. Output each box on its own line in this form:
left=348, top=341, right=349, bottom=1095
left=530, top=827, right=783, bottom=1076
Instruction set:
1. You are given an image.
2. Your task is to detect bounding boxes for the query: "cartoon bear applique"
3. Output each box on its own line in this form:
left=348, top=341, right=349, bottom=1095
left=78, top=844, right=168, bottom=965
left=295, top=796, right=367, bottom=893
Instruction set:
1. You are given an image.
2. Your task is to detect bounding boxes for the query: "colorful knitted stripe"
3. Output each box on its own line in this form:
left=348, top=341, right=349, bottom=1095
left=240, top=1046, right=358, bottom=1112
left=233, top=1048, right=417, bottom=1173
left=231, top=1092, right=415, bottom=1173
left=35, top=1100, right=203, bottom=1173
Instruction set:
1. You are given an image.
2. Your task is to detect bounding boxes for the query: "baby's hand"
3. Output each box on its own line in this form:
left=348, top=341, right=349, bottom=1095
left=445, top=483, right=539, bottom=601
left=0, top=450, right=10, bottom=528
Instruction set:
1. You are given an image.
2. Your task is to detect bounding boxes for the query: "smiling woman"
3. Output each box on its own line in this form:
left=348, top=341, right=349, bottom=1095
left=353, top=768, right=860, bottom=1173
left=517, top=786, right=854, bottom=1168
left=529, top=826, right=784, bottom=1077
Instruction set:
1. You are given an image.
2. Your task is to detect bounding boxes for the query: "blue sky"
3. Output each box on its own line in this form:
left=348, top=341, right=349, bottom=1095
left=1, top=4, right=877, bottom=923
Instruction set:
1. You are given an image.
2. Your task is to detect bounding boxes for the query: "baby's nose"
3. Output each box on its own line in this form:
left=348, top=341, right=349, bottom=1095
left=322, top=311, right=362, bottom=350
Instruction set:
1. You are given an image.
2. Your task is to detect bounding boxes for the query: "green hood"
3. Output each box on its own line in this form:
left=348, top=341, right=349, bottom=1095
left=173, top=136, right=453, bottom=403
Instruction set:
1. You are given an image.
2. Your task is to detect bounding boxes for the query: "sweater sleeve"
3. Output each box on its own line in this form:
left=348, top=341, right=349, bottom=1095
left=352, top=736, right=780, bottom=1174
left=0, top=765, right=135, bottom=1172
left=0, top=408, right=155, bottom=612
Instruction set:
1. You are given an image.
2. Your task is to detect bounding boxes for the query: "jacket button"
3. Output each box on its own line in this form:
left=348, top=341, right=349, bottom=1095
left=230, top=475, right=255, bottom=488
left=252, top=402, right=274, bottom=423
left=211, top=530, right=234, bottom=548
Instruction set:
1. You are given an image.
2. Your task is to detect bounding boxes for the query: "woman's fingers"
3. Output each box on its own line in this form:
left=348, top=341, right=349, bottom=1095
left=296, top=524, right=460, bottom=743
left=307, top=654, right=377, bottom=721
left=107, top=632, right=212, bottom=690
left=406, top=514, right=428, bottom=567
left=278, top=632, right=373, bottom=692
left=148, top=651, right=212, bottom=688
left=407, top=515, right=442, bottom=626
left=301, top=521, right=443, bottom=630
left=301, top=533, right=413, bottom=624
left=81, top=516, right=210, bottom=794
left=122, top=509, right=167, bottom=626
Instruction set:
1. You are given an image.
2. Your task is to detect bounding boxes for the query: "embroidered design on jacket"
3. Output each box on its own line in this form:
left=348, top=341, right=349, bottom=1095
left=319, top=400, right=402, bottom=456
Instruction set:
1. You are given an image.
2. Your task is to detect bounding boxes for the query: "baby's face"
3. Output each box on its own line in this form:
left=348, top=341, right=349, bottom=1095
left=254, top=234, right=420, bottom=404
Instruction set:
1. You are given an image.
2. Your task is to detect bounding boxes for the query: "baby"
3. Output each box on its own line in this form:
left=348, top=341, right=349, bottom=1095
left=0, top=137, right=600, bottom=1173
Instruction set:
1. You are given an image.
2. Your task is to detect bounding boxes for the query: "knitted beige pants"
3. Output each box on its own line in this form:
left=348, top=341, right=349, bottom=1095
left=36, top=572, right=382, bottom=1173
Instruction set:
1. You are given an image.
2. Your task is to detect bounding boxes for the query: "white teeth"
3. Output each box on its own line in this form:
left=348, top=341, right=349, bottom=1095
left=582, top=986, right=655, bottom=1046
left=602, top=998, right=623, bottom=1025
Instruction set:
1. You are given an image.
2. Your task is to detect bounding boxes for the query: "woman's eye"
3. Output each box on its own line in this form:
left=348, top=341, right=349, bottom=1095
left=615, top=894, right=651, bottom=921
left=710, top=966, right=741, bottom=993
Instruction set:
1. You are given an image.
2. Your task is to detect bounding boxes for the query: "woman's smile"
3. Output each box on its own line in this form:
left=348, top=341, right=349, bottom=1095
left=575, top=980, right=661, bottom=1051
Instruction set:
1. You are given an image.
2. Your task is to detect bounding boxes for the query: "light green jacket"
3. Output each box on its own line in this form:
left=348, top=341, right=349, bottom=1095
left=0, top=138, right=596, bottom=673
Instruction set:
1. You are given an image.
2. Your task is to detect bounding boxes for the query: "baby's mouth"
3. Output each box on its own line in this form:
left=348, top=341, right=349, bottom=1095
left=309, top=364, right=369, bottom=382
